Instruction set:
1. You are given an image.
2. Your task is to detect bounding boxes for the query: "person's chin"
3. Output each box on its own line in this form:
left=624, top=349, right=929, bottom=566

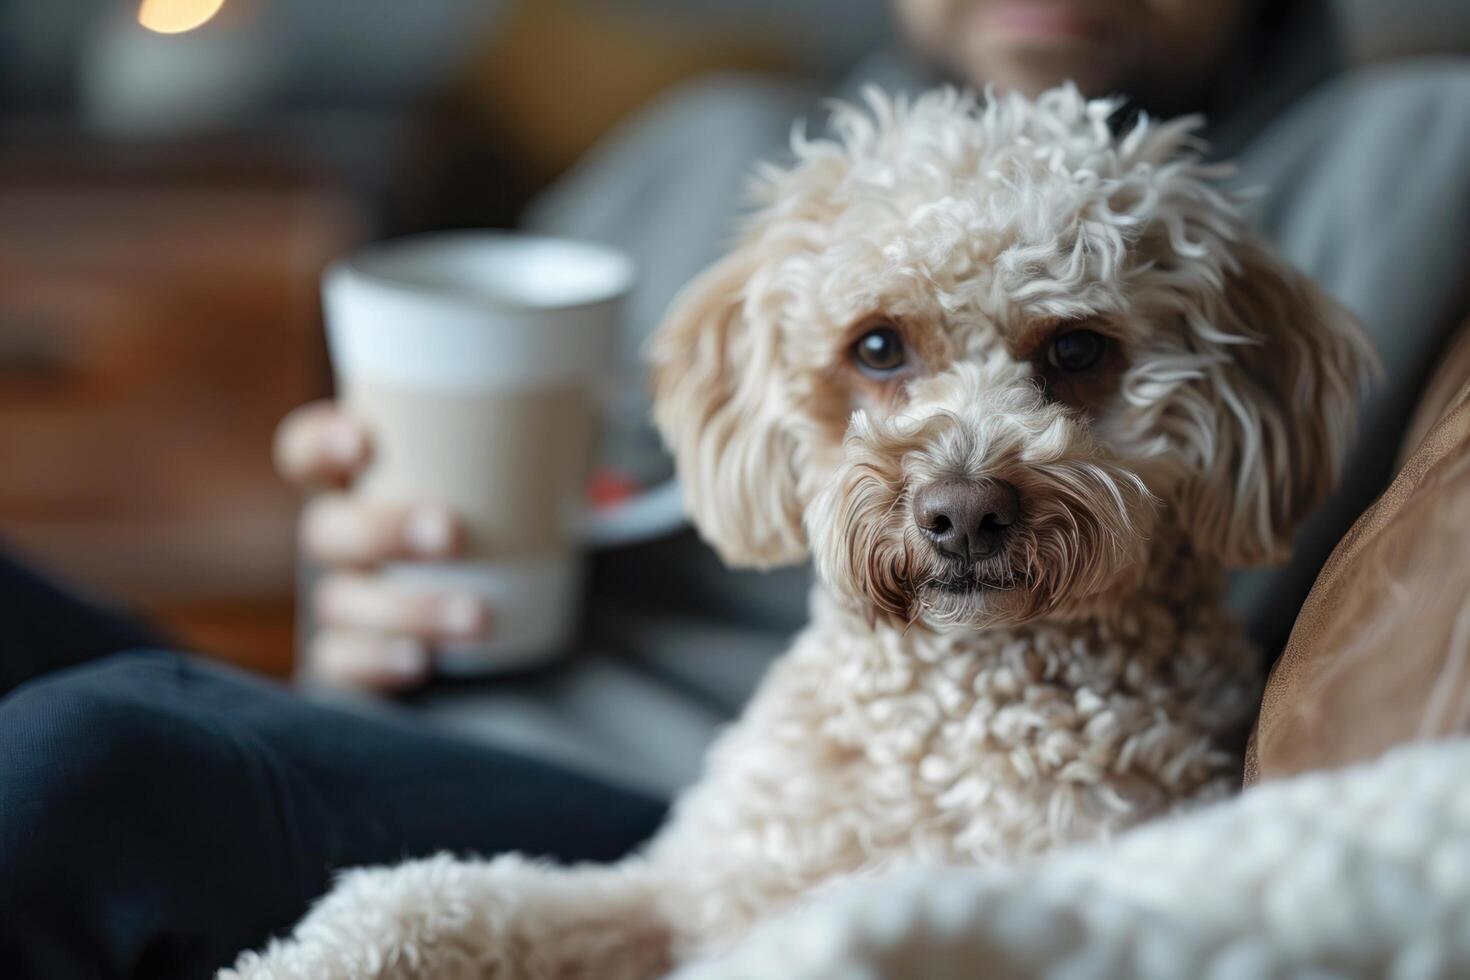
left=958, top=39, right=1122, bottom=99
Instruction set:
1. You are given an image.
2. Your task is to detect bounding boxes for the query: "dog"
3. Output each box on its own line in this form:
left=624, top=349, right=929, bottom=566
left=225, top=85, right=1373, bottom=979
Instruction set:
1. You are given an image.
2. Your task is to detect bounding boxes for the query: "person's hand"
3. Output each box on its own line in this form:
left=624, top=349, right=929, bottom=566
left=274, top=401, right=491, bottom=691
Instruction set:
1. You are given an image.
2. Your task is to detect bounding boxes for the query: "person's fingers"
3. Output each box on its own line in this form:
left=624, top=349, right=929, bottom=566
left=274, top=401, right=371, bottom=488
left=314, top=574, right=491, bottom=642
left=300, top=495, right=461, bottom=566
left=306, top=629, right=431, bottom=692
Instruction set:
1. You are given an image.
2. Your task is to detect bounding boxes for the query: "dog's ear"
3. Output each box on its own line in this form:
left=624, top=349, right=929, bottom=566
left=649, top=247, right=807, bottom=568
left=1175, top=241, right=1376, bottom=566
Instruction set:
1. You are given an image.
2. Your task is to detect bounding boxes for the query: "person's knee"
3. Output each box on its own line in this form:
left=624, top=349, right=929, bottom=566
left=0, top=655, right=185, bottom=898
left=0, top=654, right=312, bottom=975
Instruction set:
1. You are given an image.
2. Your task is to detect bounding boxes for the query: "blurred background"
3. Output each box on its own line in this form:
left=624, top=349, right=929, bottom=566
left=1, top=0, right=1468, bottom=680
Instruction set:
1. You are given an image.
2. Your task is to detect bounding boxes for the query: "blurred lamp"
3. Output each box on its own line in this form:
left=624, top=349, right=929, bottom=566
left=81, top=0, right=279, bottom=138
left=137, top=0, right=228, bottom=35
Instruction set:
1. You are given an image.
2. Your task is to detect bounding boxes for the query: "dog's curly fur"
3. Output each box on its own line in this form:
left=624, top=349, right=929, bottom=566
left=224, top=85, right=1374, bottom=979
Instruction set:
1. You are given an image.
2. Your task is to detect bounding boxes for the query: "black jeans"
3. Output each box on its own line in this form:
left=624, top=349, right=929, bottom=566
left=0, top=553, right=665, bottom=979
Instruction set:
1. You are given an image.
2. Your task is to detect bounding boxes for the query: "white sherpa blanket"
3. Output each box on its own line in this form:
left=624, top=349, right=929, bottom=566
left=675, top=740, right=1470, bottom=979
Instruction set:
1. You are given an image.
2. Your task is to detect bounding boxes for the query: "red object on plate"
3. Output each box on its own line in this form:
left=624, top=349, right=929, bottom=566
left=587, top=468, right=639, bottom=509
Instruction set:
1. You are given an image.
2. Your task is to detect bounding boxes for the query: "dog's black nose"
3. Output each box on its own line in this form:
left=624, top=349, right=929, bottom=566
left=914, top=477, right=1021, bottom=562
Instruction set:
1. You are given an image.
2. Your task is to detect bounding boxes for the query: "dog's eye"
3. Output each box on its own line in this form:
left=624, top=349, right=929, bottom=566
left=852, top=326, right=906, bottom=376
left=1047, top=330, right=1105, bottom=372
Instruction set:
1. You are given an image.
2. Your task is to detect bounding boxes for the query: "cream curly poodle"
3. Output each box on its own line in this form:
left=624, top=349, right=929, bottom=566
left=224, top=85, right=1373, bottom=979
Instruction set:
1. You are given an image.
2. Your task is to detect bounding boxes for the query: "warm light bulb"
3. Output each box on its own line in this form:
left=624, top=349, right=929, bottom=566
left=137, top=0, right=227, bottom=35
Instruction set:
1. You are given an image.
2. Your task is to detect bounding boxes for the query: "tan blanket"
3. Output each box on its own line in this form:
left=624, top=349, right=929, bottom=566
left=1248, top=316, right=1470, bottom=782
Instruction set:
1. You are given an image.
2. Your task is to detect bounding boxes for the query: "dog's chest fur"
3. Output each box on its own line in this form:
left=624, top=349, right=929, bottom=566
left=651, top=548, right=1260, bottom=953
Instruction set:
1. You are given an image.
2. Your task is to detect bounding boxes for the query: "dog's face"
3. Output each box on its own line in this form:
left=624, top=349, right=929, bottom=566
left=651, top=87, right=1373, bottom=630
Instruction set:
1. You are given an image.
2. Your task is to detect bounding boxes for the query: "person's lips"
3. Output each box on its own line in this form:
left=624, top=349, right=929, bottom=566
left=979, top=1, right=1105, bottom=42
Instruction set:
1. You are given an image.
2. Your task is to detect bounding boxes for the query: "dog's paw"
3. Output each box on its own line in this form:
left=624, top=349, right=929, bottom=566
left=221, top=851, right=672, bottom=980
left=218, top=854, right=489, bottom=980
left=217, top=940, right=341, bottom=980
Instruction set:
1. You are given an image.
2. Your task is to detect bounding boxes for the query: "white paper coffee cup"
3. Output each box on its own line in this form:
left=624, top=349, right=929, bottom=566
left=323, top=232, right=647, bottom=674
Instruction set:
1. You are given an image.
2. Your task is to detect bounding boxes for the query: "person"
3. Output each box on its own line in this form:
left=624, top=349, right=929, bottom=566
left=2, top=1, right=1468, bottom=975
left=283, top=0, right=1470, bottom=786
